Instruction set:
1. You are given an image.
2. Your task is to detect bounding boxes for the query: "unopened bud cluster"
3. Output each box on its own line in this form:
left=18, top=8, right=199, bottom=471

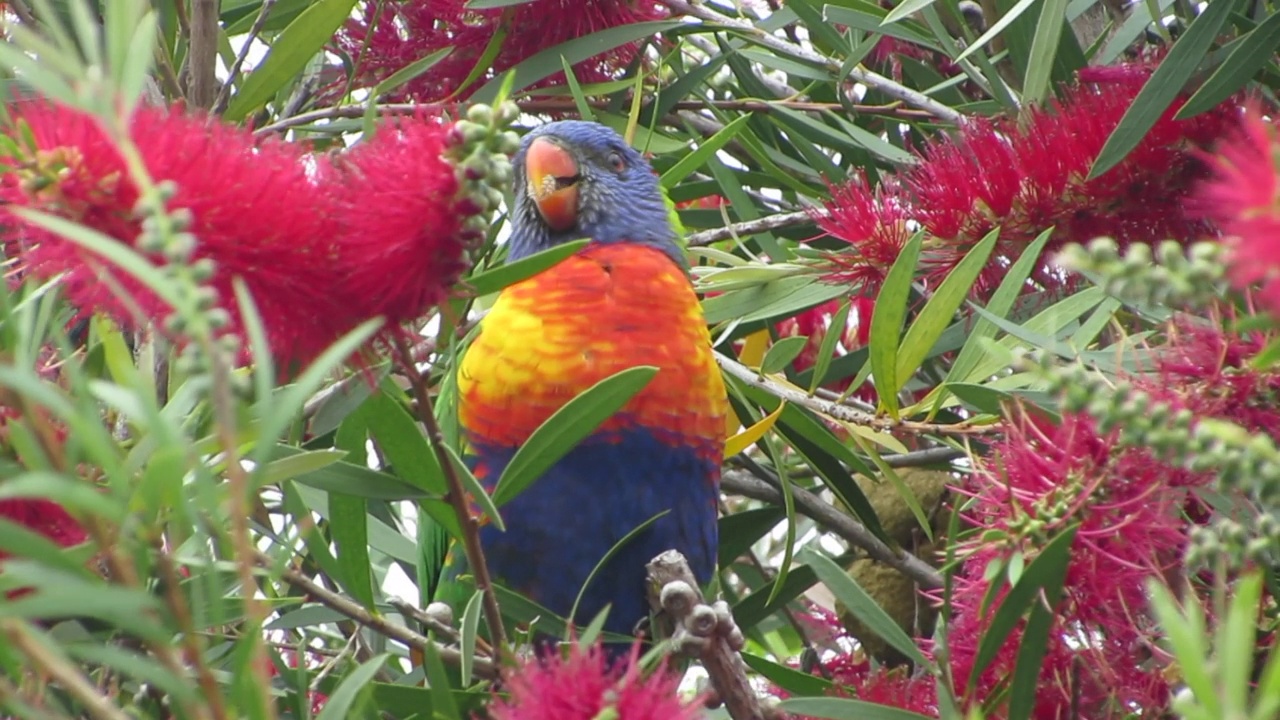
left=1057, top=238, right=1225, bottom=307
left=445, top=102, right=521, bottom=246
left=1023, top=351, right=1280, bottom=565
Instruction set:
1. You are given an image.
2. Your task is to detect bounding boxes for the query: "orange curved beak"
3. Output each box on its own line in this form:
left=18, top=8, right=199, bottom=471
left=525, top=137, right=580, bottom=232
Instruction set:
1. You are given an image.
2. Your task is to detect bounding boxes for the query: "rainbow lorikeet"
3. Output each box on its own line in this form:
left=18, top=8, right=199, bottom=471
left=454, top=121, right=729, bottom=646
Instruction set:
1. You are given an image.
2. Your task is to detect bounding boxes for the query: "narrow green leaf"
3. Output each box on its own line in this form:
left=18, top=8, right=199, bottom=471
left=559, top=54, right=595, bottom=122
left=1219, top=572, right=1263, bottom=713
left=471, top=21, right=682, bottom=103
left=440, top=441, right=504, bottom=533
left=760, top=336, right=810, bottom=375
left=465, top=239, right=590, bottom=298
left=967, top=525, right=1078, bottom=690
left=259, top=449, right=346, bottom=487
left=895, top=229, right=998, bottom=393
left=799, top=548, right=928, bottom=667
left=808, top=300, right=851, bottom=395
left=459, top=590, right=484, bottom=684
left=1148, top=580, right=1219, bottom=716
left=779, top=696, right=935, bottom=720
left=329, top=492, right=375, bottom=608
left=314, top=654, right=388, bottom=720
left=869, top=232, right=923, bottom=418
left=660, top=114, right=752, bottom=188
left=1179, top=11, right=1280, bottom=118
left=1021, top=0, right=1071, bottom=106
left=568, top=511, right=667, bottom=634
left=492, top=366, right=658, bottom=507
left=1006, top=547, right=1070, bottom=720
left=1089, top=0, right=1239, bottom=178
left=883, top=0, right=942, bottom=25
left=955, top=0, right=1040, bottom=62
left=224, top=0, right=359, bottom=121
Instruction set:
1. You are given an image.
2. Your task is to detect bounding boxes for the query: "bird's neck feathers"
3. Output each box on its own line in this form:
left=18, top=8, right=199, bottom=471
left=507, top=191, right=685, bottom=267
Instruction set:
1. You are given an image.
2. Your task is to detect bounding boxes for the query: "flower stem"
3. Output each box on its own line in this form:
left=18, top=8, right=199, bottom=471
left=391, top=333, right=509, bottom=659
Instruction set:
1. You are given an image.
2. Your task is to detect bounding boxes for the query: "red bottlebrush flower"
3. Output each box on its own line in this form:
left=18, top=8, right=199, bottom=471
left=675, top=195, right=728, bottom=210
left=772, top=297, right=875, bottom=400
left=1199, top=108, right=1280, bottom=312
left=0, top=497, right=88, bottom=599
left=485, top=642, right=703, bottom=720
left=818, top=63, right=1239, bottom=297
left=325, top=115, right=475, bottom=327
left=945, top=409, right=1199, bottom=717
left=0, top=101, right=359, bottom=368
left=334, top=1, right=667, bottom=104
left=0, top=498, right=86, bottom=551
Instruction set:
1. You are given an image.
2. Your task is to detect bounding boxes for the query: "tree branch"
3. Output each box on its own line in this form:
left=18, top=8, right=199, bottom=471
left=254, top=549, right=498, bottom=679
left=687, top=209, right=822, bottom=247
left=716, top=353, right=1002, bottom=436
left=212, top=0, right=276, bottom=114
left=391, top=334, right=509, bottom=657
left=186, top=0, right=220, bottom=109
left=721, top=469, right=944, bottom=589
left=659, top=0, right=963, bottom=124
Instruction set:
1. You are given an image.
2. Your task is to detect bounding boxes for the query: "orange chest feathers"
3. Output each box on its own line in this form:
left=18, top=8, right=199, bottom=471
left=457, top=244, right=728, bottom=453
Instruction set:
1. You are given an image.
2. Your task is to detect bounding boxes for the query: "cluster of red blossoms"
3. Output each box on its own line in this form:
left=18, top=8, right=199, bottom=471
left=1200, top=108, right=1280, bottom=314
left=334, top=0, right=666, bottom=103
left=788, top=318, right=1280, bottom=718
left=817, top=63, right=1241, bottom=297
left=0, top=101, right=481, bottom=368
left=486, top=642, right=703, bottom=720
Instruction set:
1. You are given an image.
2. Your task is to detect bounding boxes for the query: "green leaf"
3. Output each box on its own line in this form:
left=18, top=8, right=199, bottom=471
left=1148, top=580, right=1219, bottom=716
left=779, top=697, right=935, bottom=720
left=459, top=590, right=484, bottom=684
left=895, top=229, right=997, bottom=393
left=955, top=0, right=1040, bottom=62
left=559, top=54, right=595, bottom=122
left=967, top=525, right=1078, bottom=691
left=224, top=0, right=360, bottom=122
left=741, top=653, right=833, bottom=697
left=314, top=654, right=388, bottom=720
left=1089, top=0, right=1239, bottom=178
left=882, top=0, right=941, bottom=25
left=329, top=415, right=376, bottom=616
left=259, top=449, right=346, bottom=487
left=760, top=336, right=810, bottom=375
left=492, top=366, right=657, bottom=507
left=465, top=239, right=590, bottom=297
left=471, top=21, right=682, bottom=103
left=869, top=232, right=923, bottom=418
left=1178, top=10, right=1280, bottom=118
left=661, top=114, right=752, bottom=188
left=1007, top=556, right=1069, bottom=720
left=1021, top=0, right=1071, bottom=106
left=808, top=300, right=851, bottom=395
left=798, top=547, right=928, bottom=667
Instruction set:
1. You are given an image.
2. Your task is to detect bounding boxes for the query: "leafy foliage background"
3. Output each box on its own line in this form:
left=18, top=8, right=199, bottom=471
left=0, top=0, right=1278, bottom=719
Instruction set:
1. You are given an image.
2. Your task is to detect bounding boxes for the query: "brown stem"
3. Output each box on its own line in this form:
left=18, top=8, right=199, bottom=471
left=721, top=469, right=945, bottom=589
left=687, top=209, right=822, bottom=248
left=251, top=98, right=932, bottom=137
left=204, top=337, right=275, bottom=720
left=212, top=0, right=277, bottom=114
left=156, top=550, right=226, bottom=720
left=716, top=353, right=1002, bottom=436
left=390, top=334, right=509, bottom=657
left=254, top=550, right=499, bottom=679
left=3, top=621, right=133, bottom=720
left=186, top=0, right=220, bottom=109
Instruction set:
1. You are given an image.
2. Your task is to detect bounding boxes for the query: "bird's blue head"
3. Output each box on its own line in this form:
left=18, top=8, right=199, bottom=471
left=507, top=120, right=681, bottom=264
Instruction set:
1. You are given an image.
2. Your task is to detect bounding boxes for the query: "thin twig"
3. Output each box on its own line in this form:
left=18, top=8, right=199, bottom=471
left=251, top=98, right=931, bottom=137
left=186, top=0, right=220, bottom=109
left=212, top=0, right=277, bottom=114
left=390, top=334, right=509, bottom=656
left=659, top=0, right=963, bottom=123
left=883, top=445, right=967, bottom=467
left=254, top=550, right=498, bottom=679
left=687, top=209, right=822, bottom=247
left=3, top=621, right=133, bottom=720
left=717, top=353, right=1002, bottom=436
left=721, top=469, right=944, bottom=589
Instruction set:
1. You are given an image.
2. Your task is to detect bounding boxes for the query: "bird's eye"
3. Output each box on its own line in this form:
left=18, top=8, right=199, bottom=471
left=606, top=151, right=626, bottom=173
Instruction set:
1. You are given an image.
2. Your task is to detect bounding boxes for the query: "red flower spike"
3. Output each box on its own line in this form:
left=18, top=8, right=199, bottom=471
left=325, top=115, right=474, bottom=327
left=485, top=642, right=703, bottom=720
left=334, top=1, right=667, bottom=104
left=0, top=101, right=359, bottom=368
left=1199, top=108, right=1280, bottom=312
left=818, top=64, right=1239, bottom=297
